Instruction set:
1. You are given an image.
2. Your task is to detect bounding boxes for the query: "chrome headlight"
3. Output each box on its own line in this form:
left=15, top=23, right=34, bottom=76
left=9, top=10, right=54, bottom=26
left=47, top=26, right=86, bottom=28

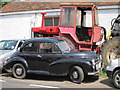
left=92, top=59, right=96, bottom=65
left=91, top=59, right=96, bottom=70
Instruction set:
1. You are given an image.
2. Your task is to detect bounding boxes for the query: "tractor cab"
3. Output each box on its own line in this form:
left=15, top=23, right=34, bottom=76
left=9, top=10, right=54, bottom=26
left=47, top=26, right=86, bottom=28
left=32, top=3, right=104, bottom=52
left=59, top=3, right=103, bottom=51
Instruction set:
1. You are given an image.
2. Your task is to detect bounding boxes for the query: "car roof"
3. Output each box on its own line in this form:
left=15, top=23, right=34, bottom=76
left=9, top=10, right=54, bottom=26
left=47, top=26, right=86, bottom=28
left=0, top=39, right=24, bottom=42
left=24, top=37, right=64, bottom=44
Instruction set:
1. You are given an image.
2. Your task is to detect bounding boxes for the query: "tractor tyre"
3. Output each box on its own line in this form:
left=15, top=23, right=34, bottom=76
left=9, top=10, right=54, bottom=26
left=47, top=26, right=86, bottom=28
left=102, top=37, right=120, bottom=67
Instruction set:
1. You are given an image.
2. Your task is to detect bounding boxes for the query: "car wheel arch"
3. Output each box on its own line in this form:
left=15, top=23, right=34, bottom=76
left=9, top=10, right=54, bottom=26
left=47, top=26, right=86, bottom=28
left=69, top=64, right=85, bottom=75
left=112, top=69, right=120, bottom=88
left=13, top=61, right=28, bottom=70
left=6, top=60, right=28, bottom=72
left=112, top=67, right=120, bottom=78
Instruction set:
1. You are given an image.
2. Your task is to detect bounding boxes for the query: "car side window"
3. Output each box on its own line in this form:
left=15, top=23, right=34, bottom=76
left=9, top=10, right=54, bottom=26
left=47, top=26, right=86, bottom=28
left=21, top=42, right=39, bottom=53
left=39, top=42, right=61, bottom=54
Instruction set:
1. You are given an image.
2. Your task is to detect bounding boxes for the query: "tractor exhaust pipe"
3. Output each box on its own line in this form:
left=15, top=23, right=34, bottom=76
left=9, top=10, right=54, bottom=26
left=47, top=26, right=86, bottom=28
left=41, top=12, right=46, bottom=27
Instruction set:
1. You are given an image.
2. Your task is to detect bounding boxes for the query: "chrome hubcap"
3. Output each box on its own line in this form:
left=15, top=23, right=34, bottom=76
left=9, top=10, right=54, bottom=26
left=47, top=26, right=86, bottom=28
left=115, top=73, right=120, bottom=86
left=16, top=68, right=23, bottom=75
left=72, top=71, right=78, bottom=79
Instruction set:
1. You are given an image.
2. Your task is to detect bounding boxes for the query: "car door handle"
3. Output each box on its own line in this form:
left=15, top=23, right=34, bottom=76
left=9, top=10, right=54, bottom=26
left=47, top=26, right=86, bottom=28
left=37, top=55, right=42, bottom=57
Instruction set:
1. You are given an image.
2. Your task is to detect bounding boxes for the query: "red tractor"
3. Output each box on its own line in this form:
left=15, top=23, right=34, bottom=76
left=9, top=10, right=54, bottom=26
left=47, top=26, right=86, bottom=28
left=32, top=3, right=107, bottom=61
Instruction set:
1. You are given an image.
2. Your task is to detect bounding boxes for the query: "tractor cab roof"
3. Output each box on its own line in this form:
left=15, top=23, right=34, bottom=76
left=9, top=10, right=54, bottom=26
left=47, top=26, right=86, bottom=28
left=60, top=3, right=96, bottom=6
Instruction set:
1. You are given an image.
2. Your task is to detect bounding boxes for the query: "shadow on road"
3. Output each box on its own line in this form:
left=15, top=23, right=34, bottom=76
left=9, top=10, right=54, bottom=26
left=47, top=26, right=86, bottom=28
left=1, top=73, right=12, bottom=77
left=23, top=74, right=100, bottom=83
left=27, top=73, right=69, bottom=82
left=1, top=73, right=99, bottom=83
left=100, top=78, right=116, bottom=89
left=83, top=75, right=99, bottom=83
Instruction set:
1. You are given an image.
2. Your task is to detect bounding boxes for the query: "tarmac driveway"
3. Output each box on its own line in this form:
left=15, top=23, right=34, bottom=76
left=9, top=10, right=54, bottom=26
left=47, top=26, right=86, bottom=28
left=0, top=73, right=117, bottom=89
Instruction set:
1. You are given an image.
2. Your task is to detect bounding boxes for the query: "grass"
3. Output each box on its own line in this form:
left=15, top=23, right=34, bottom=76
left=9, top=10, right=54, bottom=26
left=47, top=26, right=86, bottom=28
left=97, top=69, right=107, bottom=77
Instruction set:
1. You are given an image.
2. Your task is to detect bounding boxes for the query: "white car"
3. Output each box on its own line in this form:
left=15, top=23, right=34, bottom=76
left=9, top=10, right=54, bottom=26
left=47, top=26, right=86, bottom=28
left=106, top=58, right=120, bottom=88
left=0, top=40, right=25, bottom=73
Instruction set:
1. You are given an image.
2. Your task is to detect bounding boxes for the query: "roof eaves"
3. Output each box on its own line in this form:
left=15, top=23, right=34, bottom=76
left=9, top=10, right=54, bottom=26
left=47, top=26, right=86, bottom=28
left=0, top=9, right=60, bottom=16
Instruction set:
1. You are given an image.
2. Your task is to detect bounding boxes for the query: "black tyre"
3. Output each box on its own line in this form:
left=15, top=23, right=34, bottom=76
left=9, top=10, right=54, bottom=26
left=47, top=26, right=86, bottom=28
left=112, top=70, right=120, bottom=89
left=12, top=63, right=26, bottom=79
left=102, top=37, right=120, bottom=66
left=69, top=66, right=84, bottom=84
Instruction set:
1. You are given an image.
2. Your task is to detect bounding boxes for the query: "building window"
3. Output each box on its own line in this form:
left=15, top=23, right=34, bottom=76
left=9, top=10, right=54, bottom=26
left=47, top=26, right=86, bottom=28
left=45, top=16, right=59, bottom=26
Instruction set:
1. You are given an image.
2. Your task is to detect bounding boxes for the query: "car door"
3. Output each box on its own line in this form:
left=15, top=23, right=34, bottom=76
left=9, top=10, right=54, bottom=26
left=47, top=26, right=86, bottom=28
left=37, top=42, right=63, bottom=71
left=19, top=42, right=40, bottom=70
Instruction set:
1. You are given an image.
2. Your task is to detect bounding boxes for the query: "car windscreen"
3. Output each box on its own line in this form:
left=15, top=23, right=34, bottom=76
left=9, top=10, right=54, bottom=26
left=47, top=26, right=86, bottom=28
left=57, top=41, right=71, bottom=52
left=0, top=40, right=18, bottom=50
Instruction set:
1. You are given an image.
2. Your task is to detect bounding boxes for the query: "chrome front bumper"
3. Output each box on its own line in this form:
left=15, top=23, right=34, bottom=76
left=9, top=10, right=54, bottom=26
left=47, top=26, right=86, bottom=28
left=88, top=60, right=103, bottom=75
left=88, top=70, right=101, bottom=75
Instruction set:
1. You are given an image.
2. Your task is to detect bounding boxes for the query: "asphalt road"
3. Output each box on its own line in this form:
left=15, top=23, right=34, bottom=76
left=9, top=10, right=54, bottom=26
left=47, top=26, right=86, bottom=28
left=0, top=73, right=117, bottom=89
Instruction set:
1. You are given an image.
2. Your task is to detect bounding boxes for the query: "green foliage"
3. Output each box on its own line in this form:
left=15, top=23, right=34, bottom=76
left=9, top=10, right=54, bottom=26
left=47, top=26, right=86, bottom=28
left=97, top=69, right=107, bottom=77
left=0, top=1, right=9, bottom=8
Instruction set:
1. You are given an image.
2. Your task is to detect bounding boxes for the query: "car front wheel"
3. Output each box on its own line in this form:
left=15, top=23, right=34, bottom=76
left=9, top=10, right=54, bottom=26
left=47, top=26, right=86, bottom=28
left=12, top=63, right=26, bottom=79
left=69, top=66, right=84, bottom=84
left=113, top=70, right=120, bottom=89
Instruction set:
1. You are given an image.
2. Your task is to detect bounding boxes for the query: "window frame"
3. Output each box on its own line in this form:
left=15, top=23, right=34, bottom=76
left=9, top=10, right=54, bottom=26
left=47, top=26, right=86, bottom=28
left=21, top=42, right=39, bottom=53
left=60, top=7, right=75, bottom=27
left=44, top=16, right=59, bottom=26
left=39, top=42, right=62, bottom=54
left=94, top=8, right=99, bottom=26
left=21, top=41, right=62, bottom=54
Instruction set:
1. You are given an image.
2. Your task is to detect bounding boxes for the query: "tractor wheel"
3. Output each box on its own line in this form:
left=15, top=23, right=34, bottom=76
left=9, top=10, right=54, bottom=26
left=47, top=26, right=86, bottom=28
left=102, top=37, right=120, bottom=66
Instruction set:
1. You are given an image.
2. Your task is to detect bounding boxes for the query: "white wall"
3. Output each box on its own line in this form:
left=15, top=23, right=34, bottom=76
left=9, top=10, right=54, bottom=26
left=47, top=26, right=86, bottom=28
left=0, top=13, right=42, bottom=40
left=98, top=8, right=119, bottom=36
left=0, top=6, right=119, bottom=40
left=98, top=9, right=119, bottom=31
